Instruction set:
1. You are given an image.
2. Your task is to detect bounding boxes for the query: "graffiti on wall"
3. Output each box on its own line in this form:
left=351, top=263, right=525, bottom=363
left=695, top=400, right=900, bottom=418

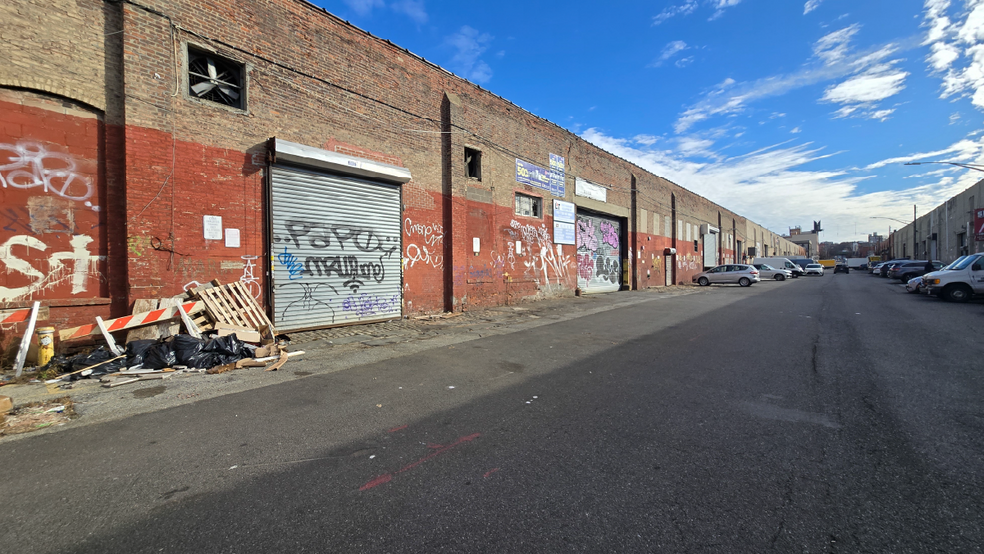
left=404, top=217, right=445, bottom=270
left=240, top=255, right=260, bottom=298
left=575, top=215, right=621, bottom=291
left=501, top=219, right=573, bottom=288
left=1, top=136, right=106, bottom=302
left=1, top=141, right=97, bottom=210
left=0, top=234, right=104, bottom=301
left=272, top=217, right=401, bottom=325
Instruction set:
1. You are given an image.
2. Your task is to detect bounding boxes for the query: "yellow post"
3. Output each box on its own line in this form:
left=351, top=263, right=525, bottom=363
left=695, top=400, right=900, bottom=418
left=36, top=326, right=55, bottom=367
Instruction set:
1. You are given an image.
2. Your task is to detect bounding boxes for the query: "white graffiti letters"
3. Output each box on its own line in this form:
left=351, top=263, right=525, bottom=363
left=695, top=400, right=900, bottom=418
left=0, top=141, right=96, bottom=207
left=510, top=220, right=550, bottom=246
left=404, top=218, right=444, bottom=247
left=0, top=234, right=104, bottom=301
left=405, top=243, right=443, bottom=269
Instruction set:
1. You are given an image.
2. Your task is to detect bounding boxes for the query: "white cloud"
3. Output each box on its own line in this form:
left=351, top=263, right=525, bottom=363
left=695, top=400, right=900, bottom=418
left=653, top=1, right=698, bottom=26
left=709, top=0, right=743, bottom=20
left=674, top=25, right=909, bottom=132
left=804, top=0, right=823, bottom=15
left=814, top=24, right=861, bottom=66
left=923, top=0, right=984, bottom=109
left=821, top=63, right=908, bottom=104
left=391, top=0, right=427, bottom=24
left=950, top=111, right=961, bottom=123
left=676, top=57, right=695, bottom=68
left=651, top=41, right=689, bottom=67
left=344, top=0, right=384, bottom=16
left=791, top=126, right=802, bottom=133
left=446, top=26, right=494, bottom=84
left=865, top=137, right=984, bottom=169
left=581, top=128, right=976, bottom=242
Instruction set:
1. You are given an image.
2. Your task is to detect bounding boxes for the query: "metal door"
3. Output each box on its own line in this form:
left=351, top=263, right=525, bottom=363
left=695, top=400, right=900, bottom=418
left=576, top=212, right=621, bottom=293
left=270, top=165, right=402, bottom=331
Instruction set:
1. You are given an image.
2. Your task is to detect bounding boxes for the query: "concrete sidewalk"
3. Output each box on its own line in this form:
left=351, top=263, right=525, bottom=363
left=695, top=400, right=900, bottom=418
left=0, top=287, right=696, bottom=441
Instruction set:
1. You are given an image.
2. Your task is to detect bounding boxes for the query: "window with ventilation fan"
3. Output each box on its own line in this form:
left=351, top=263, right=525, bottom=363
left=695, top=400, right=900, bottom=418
left=187, top=47, right=245, bottom=110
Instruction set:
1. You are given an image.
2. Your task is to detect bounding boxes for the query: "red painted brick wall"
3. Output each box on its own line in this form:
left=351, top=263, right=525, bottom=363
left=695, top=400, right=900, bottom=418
left=0, top=90, right=121, bottom=356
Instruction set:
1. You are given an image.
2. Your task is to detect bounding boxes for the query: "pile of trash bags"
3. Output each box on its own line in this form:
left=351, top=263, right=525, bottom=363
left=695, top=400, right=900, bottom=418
left=127, top=334, right=256, bottom=369
left=38, top=333, right=257, bottom=379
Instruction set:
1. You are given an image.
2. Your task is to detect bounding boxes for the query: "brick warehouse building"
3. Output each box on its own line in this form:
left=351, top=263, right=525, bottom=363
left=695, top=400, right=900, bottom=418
left=0, top=0, right=803, bottom=351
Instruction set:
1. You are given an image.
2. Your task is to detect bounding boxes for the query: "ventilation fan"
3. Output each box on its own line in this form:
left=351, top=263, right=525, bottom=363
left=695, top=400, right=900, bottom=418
left=188, top=51, right=242, bottom=108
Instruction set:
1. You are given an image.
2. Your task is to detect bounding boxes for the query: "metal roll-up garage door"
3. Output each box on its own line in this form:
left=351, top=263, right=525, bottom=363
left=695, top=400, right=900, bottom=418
left=270, top=165, right=402, bottom=331
left=576, top=211, right=622, bottom=294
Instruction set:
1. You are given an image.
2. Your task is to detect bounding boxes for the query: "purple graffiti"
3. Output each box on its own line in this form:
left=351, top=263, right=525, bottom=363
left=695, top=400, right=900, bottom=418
left=576, top=219, right=598, bottom=251
left=600, top=221, right=619, bottom=250
left=342, top=293, right=399, bottom=317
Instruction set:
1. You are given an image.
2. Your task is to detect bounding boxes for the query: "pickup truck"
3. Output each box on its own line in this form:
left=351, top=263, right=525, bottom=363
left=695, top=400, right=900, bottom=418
left=923, top=253, right=984, bottom=302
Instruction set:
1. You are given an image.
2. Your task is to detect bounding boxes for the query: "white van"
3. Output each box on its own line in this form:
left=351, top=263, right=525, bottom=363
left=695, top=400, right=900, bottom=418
left=924, top=253, right=984, bottom=302
left=752, top=257, right=804, bottom=277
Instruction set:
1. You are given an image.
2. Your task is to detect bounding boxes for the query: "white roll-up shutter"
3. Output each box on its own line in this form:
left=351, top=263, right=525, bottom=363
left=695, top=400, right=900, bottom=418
left=270, top=165, right=402, bottom=331
left=575, top=212, right=622, bottom=294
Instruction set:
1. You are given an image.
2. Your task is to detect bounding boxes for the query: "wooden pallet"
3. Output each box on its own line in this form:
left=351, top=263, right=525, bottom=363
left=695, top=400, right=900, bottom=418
left=192, top=280, right=275, bottom=335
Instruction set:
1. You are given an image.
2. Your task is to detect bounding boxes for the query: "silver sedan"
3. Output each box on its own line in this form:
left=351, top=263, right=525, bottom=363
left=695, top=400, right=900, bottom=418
left=693, top=264, right=761, bottom=287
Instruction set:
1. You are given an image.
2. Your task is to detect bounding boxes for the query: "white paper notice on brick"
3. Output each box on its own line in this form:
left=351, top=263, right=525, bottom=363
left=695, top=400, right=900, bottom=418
left=203, top=215, right=223, bottom=240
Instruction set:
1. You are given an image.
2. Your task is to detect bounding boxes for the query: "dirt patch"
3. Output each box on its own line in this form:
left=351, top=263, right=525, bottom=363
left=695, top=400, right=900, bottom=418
left=1, top=397, right=76, bottom=436
left=133, top=385, right=166, bottom=399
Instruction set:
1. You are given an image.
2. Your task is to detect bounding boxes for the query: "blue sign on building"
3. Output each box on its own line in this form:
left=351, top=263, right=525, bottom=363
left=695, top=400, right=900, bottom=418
left=516, top=155, right=565, bottom=198
left=548, top=154, right=565, bottom=197
left=515, top=159, right=551, bottom=191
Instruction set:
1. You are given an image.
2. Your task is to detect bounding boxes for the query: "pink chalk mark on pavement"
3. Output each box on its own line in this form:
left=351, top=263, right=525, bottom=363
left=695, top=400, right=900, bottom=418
left=359, top=432, right=482, bottom=491
left=388, top=424, right=409, bottom=433
left=483, top=468, right=500, bottom=478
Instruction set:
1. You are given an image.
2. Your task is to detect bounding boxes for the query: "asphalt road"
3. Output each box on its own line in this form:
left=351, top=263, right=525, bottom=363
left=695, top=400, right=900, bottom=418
left=2, top=272, right=982, bottom=553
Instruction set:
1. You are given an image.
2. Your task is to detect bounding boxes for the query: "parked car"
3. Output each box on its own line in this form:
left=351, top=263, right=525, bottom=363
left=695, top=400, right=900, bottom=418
left=693, top=264, right=761, bottom=287
left=834, top=261, right=849, bottom=274
left=790, top=258, right=815, bottom=276
left=752, top=263, right=791, bottom=281
left=804, top=263, right=825, bottom=276
left=889, top=260, right=944, bottom=282
left=879, top=259, right=909, bottom=277
left=923, top=254, right=984, bottom=302
left=905, top=276, right=925, bottom=294
left=751, top=257, right=803, bottom=277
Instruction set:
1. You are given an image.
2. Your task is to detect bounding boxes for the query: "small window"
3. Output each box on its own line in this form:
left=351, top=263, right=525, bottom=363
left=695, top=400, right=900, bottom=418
left=515, top=193, right=541, bottom=218
left=465, top=147, right=482, bottom=180
left=693, top=240, right=698, bottom=252
left=188, top=47, right=245, bottom=110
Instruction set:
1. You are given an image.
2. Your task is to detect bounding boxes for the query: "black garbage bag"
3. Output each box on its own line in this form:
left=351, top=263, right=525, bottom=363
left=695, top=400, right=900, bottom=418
left=142, top=341, right=177, bottom=369
left=71, top=346, right=126, bottom=376
left=125, top=339, right=157, bottom=368
left=202, top=333, right=255, bottom=366
left=37, top=354, right=72, bottom=379
left=172, top=334, right=207, bottom=366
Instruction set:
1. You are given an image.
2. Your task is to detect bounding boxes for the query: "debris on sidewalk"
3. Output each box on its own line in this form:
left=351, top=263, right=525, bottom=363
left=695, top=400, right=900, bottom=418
left=5, top=279, right=303, bottom=392
left=0, top=397, right=75, bottom=436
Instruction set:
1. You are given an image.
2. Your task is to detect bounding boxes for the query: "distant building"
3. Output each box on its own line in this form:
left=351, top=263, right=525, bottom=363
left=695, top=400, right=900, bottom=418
left=867, top=233, right=884, bottom=244
left=784, top=226, right=820, bottom=257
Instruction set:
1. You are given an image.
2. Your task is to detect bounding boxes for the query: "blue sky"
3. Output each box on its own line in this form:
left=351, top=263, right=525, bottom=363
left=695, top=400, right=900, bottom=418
left=320, top=0, right=984, bottom=243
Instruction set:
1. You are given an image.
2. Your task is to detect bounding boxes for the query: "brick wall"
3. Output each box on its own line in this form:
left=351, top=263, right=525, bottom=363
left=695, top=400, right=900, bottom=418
left=5, top=0, right=806, bottom=342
